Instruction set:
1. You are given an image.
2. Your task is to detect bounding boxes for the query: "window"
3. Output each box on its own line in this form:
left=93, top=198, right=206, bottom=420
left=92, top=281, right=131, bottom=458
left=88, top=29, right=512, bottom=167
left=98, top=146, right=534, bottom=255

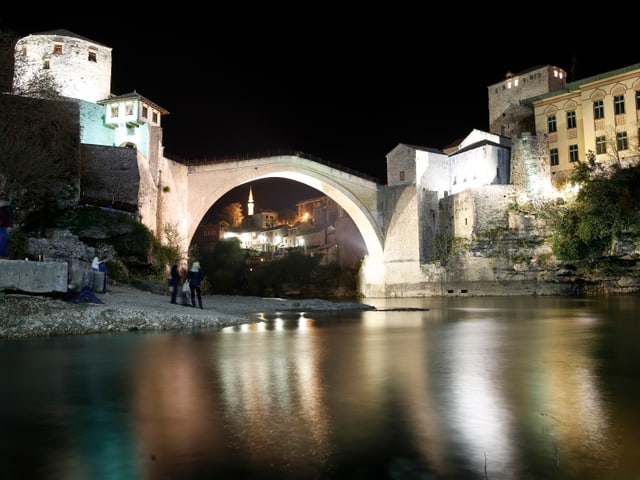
left=43, top=59, right=50, bottom=69
left=594, top=100, right=604, bottom=119
left=636, top=91, right=640, bottom=110
left=550, top=148, right=559, bottom=166
left=88, top=50, right=97, bottom=62
left=126, top=103, right=134, bottom=116
left=569, top=144, right=579, bottom=163
left=141, top=106, right=148, bottom=118
left=596, top=136, right=607, bottom=155
left=547, top=115, right=557, bottom=133
left=152, top=112, right=158, bottom=123
left=617, top=131, right=628, bottom=150
left=110, top=105, right=119, bottom=117
left=53, top=44, right=62, bottom=54
left=614, top=95, right=625, bottom=115
left=399, top=171, right=405, bottom=181
left=566, top=111, right=576, bottom=129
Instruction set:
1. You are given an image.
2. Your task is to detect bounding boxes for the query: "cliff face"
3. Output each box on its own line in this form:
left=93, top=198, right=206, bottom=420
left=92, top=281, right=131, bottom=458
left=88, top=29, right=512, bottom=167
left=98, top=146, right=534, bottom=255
left=435, top=210, right=640, bottom=296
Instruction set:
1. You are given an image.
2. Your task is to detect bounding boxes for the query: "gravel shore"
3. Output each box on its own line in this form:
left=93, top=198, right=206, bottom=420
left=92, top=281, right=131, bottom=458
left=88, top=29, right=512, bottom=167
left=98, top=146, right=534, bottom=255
left=0, top=284, right=375, bottom=339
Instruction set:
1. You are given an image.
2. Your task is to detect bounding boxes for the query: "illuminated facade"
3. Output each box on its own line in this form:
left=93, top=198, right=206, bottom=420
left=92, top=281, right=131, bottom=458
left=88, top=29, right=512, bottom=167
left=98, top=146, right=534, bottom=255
left=527, top=64, right=640, bottom=181
left=488, top=62, right=640, bottom=183
left=13, top=30, right=169, bottom=159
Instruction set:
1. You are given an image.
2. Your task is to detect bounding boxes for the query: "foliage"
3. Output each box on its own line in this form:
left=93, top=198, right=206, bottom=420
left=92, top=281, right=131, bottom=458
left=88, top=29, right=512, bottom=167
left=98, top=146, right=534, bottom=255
left=218, top=202, right=244, bottom=228
left=41, top=206, right=178, bottom=281
left=163, top=223, right=186, bottom=259
left=552, top=152, right=640, bottom=260
left=245, top=249, right=323, bottom=297
left=0, top=29, right=16, bottom=93
left=201, top=238, right=247, bottom=294
left=432, top=234, right=469, bottom=262
left=8, top=228, right=28, bottom=259
left=0, top=94, right=80, bottom=228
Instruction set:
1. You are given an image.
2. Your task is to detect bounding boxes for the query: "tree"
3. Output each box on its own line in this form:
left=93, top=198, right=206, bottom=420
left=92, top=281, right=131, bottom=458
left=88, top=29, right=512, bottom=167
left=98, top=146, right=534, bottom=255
left=0, top=28, right=16, bottom=93
left=218, top=202, right=244, bottom=228
left=0, top=94, right=80, bottom=229
left=552, top=151, right=640, bottom=260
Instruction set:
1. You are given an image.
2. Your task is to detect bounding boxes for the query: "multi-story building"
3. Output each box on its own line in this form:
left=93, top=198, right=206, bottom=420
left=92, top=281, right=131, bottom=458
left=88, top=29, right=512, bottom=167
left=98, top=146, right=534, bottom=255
left=489, top=62, right=640, bottom=184
left=526, top=63, right=640, bottom=182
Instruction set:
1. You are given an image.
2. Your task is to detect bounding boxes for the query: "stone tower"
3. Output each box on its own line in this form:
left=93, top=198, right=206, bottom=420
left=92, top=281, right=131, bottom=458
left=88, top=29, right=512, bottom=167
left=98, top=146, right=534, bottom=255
left=13, top=29, right=112, bottom=102
left=487, top=65, right=567, bottom=139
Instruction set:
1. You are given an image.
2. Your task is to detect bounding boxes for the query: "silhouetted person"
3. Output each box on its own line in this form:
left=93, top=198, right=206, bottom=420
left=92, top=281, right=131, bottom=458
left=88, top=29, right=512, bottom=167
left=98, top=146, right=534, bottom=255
left=170, top=259, right=180, bottom=304
left=98, top=257, right=109, bottom=293
left=187, top=261, right=203, bottom=309
left=179, top=266, right=190, bottom=306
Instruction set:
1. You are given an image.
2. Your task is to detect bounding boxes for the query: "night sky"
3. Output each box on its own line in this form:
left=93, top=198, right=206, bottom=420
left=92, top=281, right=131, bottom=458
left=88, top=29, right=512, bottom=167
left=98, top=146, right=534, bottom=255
left=2, top=14, right=636, bottom=213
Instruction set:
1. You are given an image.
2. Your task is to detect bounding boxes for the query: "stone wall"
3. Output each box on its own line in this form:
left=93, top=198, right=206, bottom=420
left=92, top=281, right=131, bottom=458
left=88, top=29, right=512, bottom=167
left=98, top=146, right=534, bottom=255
left=80, top=144, right=140, bottom=210
left=0, top=259, right=68, bottom=293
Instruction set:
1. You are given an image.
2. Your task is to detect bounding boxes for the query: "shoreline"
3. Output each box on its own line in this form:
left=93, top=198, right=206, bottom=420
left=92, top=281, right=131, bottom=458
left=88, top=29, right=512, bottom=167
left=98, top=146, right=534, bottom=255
left=0, top=284, right=376, bottom=340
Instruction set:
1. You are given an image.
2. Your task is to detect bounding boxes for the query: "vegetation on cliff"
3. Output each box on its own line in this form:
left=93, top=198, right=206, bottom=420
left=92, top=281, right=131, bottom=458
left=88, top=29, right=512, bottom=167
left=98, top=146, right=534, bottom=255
left=552, top=152, right=640, bottom=263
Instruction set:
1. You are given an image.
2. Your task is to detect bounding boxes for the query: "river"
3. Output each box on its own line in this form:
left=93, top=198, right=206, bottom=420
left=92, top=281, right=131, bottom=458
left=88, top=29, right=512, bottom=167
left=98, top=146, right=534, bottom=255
left=1, top=295, right=639, bottom=479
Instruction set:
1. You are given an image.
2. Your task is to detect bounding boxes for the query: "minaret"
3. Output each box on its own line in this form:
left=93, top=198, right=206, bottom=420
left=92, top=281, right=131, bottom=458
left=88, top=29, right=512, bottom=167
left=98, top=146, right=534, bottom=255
left=247, top=186, right=254, bottom=216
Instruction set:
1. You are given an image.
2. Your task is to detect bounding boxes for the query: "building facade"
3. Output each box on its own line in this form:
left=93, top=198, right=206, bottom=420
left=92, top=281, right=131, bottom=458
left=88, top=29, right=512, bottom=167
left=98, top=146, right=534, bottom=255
left=526, top=63, right=640, bottom=182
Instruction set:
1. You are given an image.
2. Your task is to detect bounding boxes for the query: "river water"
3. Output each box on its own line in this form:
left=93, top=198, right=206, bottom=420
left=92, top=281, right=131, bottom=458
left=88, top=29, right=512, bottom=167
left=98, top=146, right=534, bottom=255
left=1, top=295, right=639, bottom=479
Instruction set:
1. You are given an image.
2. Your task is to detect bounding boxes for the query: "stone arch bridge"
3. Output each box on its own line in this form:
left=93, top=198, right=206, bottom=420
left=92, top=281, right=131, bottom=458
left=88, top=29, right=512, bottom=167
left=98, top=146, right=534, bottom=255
left=157, top=153, right=416, bottom=297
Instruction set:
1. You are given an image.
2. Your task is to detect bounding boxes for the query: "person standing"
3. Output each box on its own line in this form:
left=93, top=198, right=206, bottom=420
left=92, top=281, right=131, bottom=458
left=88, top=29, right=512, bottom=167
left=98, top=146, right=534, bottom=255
left=187, top=261, right=203, bottom=309
left=98, top=257, right=109, bottom=293
left=170, top=259, right=180, bottom=304
left=179, top=266, right=190, bottom=306
left=91, top=256, right=100, bottom=271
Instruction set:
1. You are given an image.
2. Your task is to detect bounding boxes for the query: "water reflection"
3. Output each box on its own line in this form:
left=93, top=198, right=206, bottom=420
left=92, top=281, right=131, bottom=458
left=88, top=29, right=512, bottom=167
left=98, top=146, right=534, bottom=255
left=1, top=296, right=639, bottom=479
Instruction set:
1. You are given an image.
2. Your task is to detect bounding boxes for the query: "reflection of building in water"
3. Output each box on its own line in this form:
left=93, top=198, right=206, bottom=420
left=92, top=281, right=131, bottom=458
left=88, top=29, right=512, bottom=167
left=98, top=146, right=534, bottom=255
left=131, top=336, right=225, bottom=478
left=216, top=319, right=331, bottom=475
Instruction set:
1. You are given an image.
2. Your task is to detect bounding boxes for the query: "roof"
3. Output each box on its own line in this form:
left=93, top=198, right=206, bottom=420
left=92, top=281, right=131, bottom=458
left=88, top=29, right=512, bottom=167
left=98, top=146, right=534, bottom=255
left=98, top=91, right=170, bottom=115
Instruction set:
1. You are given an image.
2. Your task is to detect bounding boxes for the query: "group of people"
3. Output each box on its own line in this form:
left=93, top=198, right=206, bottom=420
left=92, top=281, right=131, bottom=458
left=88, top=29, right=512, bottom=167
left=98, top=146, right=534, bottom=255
left=170, top=259, right=203, bottom=309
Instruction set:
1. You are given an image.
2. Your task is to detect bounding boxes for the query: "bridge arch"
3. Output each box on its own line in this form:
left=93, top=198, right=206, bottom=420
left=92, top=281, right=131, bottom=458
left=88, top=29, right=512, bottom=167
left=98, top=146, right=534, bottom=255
left=177, top=155, right=384, bottom=262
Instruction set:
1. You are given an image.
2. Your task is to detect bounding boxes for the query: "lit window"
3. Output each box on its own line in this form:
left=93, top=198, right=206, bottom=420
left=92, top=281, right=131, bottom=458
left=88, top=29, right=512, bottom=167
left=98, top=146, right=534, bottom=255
left=566, top=111, right=576, bottom=129
left=547, top=115, right=557, bottom=133
left=88, top=50, right=97, bottom=62
left=111, top=105, right=119, bottom=117
left=593, top=100, right=604, bottom=119
left=596, top=136, right=607, bottom=155
left=550, top=148, right=559, bottom=166
left=569, top=144, right=579, bottom=162
left=614, top=95, right=625, bottom=115
left=53, top=44, right=62, bottom=54
left=616, top=131, right=628, bottom=150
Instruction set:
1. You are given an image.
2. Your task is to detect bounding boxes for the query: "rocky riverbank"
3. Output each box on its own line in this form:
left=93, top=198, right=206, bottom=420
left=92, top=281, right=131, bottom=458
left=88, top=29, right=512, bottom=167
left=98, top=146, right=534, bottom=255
left=0, top=284, right=375, bottom=340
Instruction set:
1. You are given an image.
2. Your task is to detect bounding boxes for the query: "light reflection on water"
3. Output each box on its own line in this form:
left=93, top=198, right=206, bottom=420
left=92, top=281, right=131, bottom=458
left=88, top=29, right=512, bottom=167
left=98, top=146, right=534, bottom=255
left=1, top=295, right=639, bottom=479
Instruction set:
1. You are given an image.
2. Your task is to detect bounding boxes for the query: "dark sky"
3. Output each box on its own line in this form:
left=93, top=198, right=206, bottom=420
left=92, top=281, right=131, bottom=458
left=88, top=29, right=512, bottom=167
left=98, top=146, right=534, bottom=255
left=1, top=14, right=635, bottom=190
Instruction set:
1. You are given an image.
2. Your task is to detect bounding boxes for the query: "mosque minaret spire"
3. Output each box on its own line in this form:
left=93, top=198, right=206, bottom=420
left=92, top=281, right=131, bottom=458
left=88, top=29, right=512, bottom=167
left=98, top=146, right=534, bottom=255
left=247, top=185, right=254, bottom=216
